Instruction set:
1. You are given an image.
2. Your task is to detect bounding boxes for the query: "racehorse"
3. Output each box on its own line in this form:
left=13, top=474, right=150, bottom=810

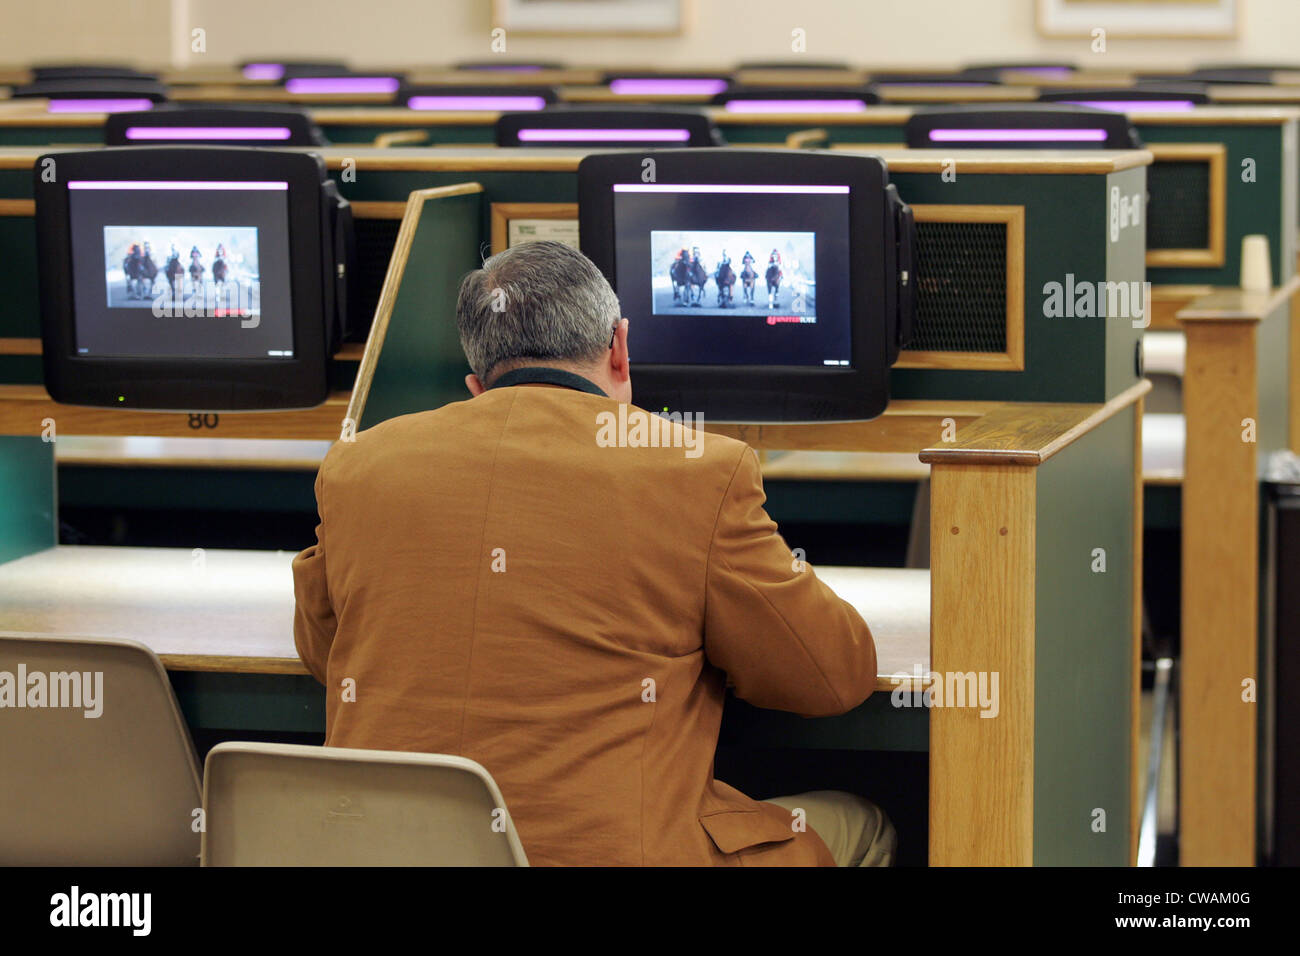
left=765, top=258, right=784, bottom=309
left=687, top=256, right=708, bottom=306
left=670, top=249, right=692, bottom=304
left=163, top=249, right=184, bottom=300
left=122, top=244, right=143, bottom=299
left=188, top=246, right=205, bottom=296
left=212, top=244, right=229, bottom=305
left=740, top=253, right=758, bottom=306
left=139, top=243, right=157, bottom=300
left=714, top=260, right=736, bottom=307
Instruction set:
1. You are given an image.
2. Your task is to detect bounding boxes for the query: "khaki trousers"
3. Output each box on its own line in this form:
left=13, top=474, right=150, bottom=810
left=765, top=790, right=897, bottom=867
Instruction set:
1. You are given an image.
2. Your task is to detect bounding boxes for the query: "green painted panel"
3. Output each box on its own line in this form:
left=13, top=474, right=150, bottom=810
left=0, top=124, right=102, bottom=147
left=0, top=215, right=40, bottom=340
left=1105, top=166, right=1148, bottom=401
left=1032, top=407, right=1135, bottom=865
left=0, top=436, right=56, bottom=564
left=1140, top=122, right=1294, bottom=286
left=359, top=189, right=484, bottom=429
left=715, top=122, right=906, bottom=146
left=721, top=692, right=928, bottom=752
left=0, top=355, right=42, bottom=384
left=890, top=172, right=1121, bottom=403
left=169, top=672, right=325, bottom=734
left=58, top=466, right=317, bottom=513
left=1257, top=298, right=1290, bottom=455
left=762, top=479, right=917, bottom=525
left=319, top=122, right=494, bottom=147
left=0, top=168, right=35, bottom=199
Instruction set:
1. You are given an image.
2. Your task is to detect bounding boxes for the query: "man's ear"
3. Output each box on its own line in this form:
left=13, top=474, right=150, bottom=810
left=465, top=373, right=486, bottom=397
left=609, top=318, right=630, bottom=383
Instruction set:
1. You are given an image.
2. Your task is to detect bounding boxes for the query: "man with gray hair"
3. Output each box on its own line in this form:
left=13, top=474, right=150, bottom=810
left=293, top=240, right=895, bottom=867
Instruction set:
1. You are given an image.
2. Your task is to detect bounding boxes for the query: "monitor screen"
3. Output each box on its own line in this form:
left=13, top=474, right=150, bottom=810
left=66, top=180, right=293, bottom=359
left=579, top=150, right=914, bottom=423
left=37, top=147, right=343, bottom=411
left=610, top=184, right=851, bottom=367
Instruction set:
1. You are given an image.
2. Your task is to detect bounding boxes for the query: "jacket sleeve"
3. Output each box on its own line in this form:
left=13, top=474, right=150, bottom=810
left=703, top=447, right=877, bottom=716
left=292, top=464, right=335, bottom=684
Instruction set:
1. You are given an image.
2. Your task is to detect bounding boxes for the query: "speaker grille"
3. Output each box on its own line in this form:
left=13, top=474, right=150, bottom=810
left=352, top=216, right=403, bottom=340
left=910, top=220, right=1008, bottom=353
left=1147, top=160, right=1210, bottom=250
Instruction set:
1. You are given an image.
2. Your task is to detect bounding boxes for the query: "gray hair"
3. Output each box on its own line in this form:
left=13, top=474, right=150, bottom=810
left=455, top=240, right=622, bottom=382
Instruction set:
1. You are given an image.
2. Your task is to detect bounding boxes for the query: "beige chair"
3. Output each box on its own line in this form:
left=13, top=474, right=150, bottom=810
left=0, top=631, right=202, bottom=865
left=201, top=742, right=529, bottom=866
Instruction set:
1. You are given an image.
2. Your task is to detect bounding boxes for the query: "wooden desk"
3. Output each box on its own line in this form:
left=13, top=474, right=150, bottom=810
left=1175, top=279, right=1300, bottom=865
left=0, top=546, right=931, bottom=691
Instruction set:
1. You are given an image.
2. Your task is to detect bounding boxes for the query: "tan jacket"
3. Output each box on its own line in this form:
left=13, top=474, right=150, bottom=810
left=293, top=381, right=877, bottom=865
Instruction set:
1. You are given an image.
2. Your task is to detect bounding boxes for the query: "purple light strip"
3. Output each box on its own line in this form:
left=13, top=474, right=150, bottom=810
left=928, top=127, right=1108, bottom=142
left=46, top=98, right=154, bottom=113
left=284, top=76, right=400, bottom=94
left=124, top=126, right=294, bottom=140
left=608, top=78, right=728, bottom=95
left=518, top=127, right=691, bottom=142
left=613, top=183, right=849, bottom=194
left=242, top=63, right=285, bottom=81
left=68, top=180, right=288, bottom=190
left=723, top=99, right=869, bottom=113
left=407, top=95, right=547, bottom=111
left=1064, top=99, right=1196, bottom=112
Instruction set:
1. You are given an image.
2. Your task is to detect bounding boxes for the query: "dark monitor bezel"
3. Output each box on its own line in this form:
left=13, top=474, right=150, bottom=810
left=399, top=84, right=560, bottom=109
left=711, top=85, right=882, bottom=107
left=496, top=108, right=720, bottom=148
left=12, top=78, right=170, bottom=103
left=103, top=108, right=326, bottom=147
left=1039, top=84, right=1210, bottom=106
left=904, top=103, right=1141, bottom=149
left=36, top=147, right=332, bottom=411
left=578, top=149, right=894, bottom=423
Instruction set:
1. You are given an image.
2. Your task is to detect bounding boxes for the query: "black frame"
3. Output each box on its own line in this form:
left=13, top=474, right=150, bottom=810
left=400, top=84, right=559, bottom=109
left=578, top=149, right=909, bottom=423
left=497, top=108, right=721, bottom=148
left=1039, top=84, right=1210, bottom=106
left=904, top=104, right=1141, bottom=150
left=36, top=147, right=333, bottom=411
left=103, top=107, right=327, bottom=147
left=11, top=77, right=169, bottom=103
left=711, top=85, right=881, bottom=107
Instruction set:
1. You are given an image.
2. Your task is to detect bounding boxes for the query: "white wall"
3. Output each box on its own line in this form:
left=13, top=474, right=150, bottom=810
left=7, top=0, right=1300, bottom=71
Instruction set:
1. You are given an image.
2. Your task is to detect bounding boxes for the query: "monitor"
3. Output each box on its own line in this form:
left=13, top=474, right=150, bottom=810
left=281, top=73, right=404, bottom=95
left=239, top=61, right=349, bottom=82
left=31, top=65, right=157, bottom=82
left=12, top=77, right=169, bottom=111
left=104, top=107, right=327, bottom=146
left=578, top=149, right=915, bottom=422
left=496, top=108, right=722, bottom=147
left=602, top=73, right=732, bottom=97
left=36, top=147, right=353, bottom=411
left=961, top=62, right=1077, bottom=81
left=400, top=85, right=558, bottom=111
left=1039, top=84, right=1209, bottom=111
left=712, top=86, right=880, bottom=113
left=904, top=104, right=1141, bottom=149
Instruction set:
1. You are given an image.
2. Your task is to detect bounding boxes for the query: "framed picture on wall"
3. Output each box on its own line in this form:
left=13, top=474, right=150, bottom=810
left=492, top=0, right=689, bottom=37
left=1037, top=0, right=1238, bottom=38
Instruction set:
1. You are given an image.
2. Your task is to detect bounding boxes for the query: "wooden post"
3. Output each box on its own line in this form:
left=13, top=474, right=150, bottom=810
left=1178, top=318, right=1259, bottom=866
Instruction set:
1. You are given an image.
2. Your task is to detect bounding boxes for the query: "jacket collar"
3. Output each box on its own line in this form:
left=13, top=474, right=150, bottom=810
left=487, top=366, right=608, bottom=398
